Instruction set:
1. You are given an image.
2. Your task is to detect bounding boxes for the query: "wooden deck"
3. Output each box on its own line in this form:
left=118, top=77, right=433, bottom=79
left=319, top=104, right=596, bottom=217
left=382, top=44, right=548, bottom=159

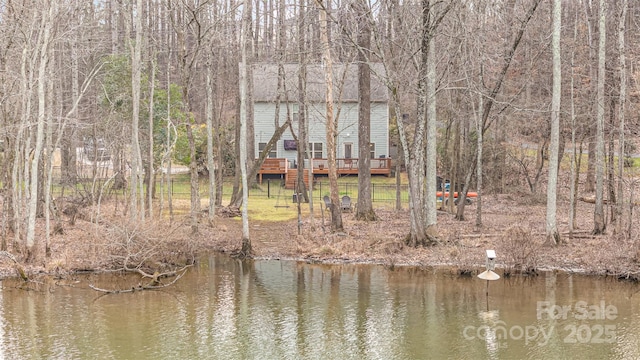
left=257, top=158, right=289, bottom=184
left=309, top=158, right=392, bottom=176
left=257, top=158, right=392, bottom=187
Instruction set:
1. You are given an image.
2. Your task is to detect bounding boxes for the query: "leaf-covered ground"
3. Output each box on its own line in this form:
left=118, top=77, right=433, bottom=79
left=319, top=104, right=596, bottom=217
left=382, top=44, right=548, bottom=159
left=3, top=192, right=639, bottom=281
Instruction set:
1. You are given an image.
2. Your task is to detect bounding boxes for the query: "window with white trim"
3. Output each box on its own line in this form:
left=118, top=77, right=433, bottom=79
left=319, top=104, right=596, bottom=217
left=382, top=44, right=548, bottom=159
left=307, top=142, right=323, bottom=158
left=258, top=142, right=277, bottom=158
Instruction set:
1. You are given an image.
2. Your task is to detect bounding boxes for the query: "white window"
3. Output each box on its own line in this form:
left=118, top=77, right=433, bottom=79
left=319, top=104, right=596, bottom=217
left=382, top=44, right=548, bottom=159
left=258, top=142, right=277, bottom=158
left=308, top=142, right=323, bottom=158
left=370, top=143, right=376, bottom=159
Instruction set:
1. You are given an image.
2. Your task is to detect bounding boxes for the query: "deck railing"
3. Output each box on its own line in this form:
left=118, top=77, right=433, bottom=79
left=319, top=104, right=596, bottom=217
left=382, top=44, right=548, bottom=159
left=257, top=157, right=392, bottom=177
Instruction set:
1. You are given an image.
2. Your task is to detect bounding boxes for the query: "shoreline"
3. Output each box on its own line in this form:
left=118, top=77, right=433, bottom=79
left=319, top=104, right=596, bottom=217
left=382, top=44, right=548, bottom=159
left=1, top=195, right=639, bottom=283
left=252, top=254, right=639, bottom=281
left=3, top=251, right=638, bottom=284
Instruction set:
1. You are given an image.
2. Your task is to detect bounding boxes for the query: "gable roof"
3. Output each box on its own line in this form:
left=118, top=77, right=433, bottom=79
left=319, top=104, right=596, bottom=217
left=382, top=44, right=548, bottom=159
left=251, top=63, right=388, bottom=103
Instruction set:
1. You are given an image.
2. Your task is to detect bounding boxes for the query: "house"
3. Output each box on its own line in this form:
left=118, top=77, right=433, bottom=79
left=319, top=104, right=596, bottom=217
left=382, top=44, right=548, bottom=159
left=251, top=63, right=391, bottom=188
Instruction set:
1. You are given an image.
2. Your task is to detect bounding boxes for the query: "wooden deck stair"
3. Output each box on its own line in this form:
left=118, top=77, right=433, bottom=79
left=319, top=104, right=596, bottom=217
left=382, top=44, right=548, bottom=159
left=285, top=169, right=313, bottom=190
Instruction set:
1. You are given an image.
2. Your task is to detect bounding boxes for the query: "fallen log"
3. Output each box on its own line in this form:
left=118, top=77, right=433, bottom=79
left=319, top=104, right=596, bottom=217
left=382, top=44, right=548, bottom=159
left=578, top=196, right=609, bottom=204
left=89, top=264, right=191, bottom=294
left=0, top=251, right=28, bottom=281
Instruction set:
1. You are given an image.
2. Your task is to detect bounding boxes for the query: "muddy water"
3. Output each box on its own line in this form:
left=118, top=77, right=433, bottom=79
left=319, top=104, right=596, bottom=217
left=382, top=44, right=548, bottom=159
left=0, top=254, right=639, bottom=359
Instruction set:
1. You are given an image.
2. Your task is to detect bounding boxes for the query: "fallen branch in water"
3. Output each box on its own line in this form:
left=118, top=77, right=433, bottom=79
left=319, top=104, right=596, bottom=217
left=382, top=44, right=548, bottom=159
left=89, top=265, right=191, bottom=294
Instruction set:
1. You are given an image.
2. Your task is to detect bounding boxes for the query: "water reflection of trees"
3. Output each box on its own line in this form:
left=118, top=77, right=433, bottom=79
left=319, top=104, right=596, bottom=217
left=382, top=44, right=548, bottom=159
left=1, top=257, right=637, bottom=358
left=153, top=257, right=640, bottom=358
left=232, top=263, right=474, bottom=357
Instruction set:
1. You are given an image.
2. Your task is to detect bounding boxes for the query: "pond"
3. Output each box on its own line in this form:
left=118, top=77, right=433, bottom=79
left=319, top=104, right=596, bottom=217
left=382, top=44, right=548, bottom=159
left=1, top=254, right=639, bottom=359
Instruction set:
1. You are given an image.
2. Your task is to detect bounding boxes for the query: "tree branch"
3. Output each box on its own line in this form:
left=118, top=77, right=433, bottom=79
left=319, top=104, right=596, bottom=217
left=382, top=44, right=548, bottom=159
left=89, top=265, right=191, bottom=294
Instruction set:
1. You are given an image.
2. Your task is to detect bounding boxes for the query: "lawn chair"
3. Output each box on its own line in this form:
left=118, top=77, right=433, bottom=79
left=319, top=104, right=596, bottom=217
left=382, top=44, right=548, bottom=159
left=323, top=195, right=331, bottom=211
left=341, top=195, right=352, bottom=212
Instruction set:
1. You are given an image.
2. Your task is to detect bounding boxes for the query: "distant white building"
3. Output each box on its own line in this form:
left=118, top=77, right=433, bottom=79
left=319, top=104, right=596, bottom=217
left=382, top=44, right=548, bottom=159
left=249, top=63, right=391, bottom=187
left=251, top=63, right=390, bottom=167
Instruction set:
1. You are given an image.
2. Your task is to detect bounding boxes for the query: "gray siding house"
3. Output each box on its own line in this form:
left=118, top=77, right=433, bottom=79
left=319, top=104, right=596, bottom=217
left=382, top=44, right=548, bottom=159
left=251, top=64, right=390, bottom=186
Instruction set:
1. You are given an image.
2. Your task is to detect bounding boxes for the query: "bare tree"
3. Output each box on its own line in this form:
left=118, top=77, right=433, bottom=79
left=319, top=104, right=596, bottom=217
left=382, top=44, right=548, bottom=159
left=423, top=3, right=439, bottom=238
left=146, top=54, right=156, bottom=219
left=26, top=2, right=55, bottom=259
left=205, top=56, right=216, bottom=224
left=582, top=1, right=597, bottom=194
left=355, top=0, right=376, bottom=221
left=593, top=0, right=606, bottom=234
left=297, top=0, right=315, bottom=224
left=615, top=0, right=628, bottom=236
left=454, top=0, right=542, bottom=221
left=297, top=0, right=309, bottom=204
left=128, top=0, right=145, bottom=222
left=366, top=0, right=452, bottom=245
left=239, top=0, right=252, bottom=256
left=168, top=0, right=208, bottom=233
left=404, top=0, right=453, bottom=245
left=568, top=11, right=579, bottom=236
left=546, top=0, right=561, bottom=245
left=316, top=0, right=343, bottom=232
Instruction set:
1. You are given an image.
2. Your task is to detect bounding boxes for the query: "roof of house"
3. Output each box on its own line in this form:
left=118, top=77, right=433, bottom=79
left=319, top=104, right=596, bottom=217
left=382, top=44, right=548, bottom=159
left=251, top=63, right=388, bottom=103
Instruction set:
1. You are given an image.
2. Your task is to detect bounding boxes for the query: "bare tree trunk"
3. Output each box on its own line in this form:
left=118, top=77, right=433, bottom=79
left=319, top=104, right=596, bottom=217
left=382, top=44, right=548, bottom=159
left=568, top=18, right=578, bottom=236
left=355, top=0, right=376, bottom=221
left=214, top=59, right=224, bottom=207
left=296, top=0, right=309, bottom=204
left=246, top=58, right=255, bottom=187
left=424, top=25, right=438, bottom=239
left=239, top=0, right=252, bottom=256
left=128, top=0, right=144, bottom=222
left=316, top=0, right=343, bottom=232
left=27, top=3, right=55, bottom=260
left=586, top=140, right=596, bottom=193
left=16, top=13, right=37, bottom=250
left=406, top=0, right=433, bottom=246
left=593, top=0, right=606, bottom=234
left=475, top=92, right=483, bottom=228
left=231, top=89, right=242, bottom=205
left=389, top=101, right=420, bottom=238
left=146, top=55, right=156, bottom=219
left=160, top=43, right=175, bottom=223
left=546, top=0, right=561, bottom=245
left=206, top=59, right=216, bottom=224
left=584, top=0, right=597, bottom=194
left=187, top=123, right=200, bottom=233
left=413, top=0, right=453, bottom=241
left=229, top=119, right=292, bottom=209
left=63, top=19, right=79, bottom=185
left=395, top=142, right=403, bottom=211
left=293, top=0, right=314, bottom=224
left=44, top=56, right=55, bottom=258
left=608, top=106, right=617, bottom=225
left=109, top=0, right=119, bottom=52
left=406, top=137, right=426, bottom=245
left=449, top=122, right=459, bottom=214
left=616, top=0, right=627, bottom=236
